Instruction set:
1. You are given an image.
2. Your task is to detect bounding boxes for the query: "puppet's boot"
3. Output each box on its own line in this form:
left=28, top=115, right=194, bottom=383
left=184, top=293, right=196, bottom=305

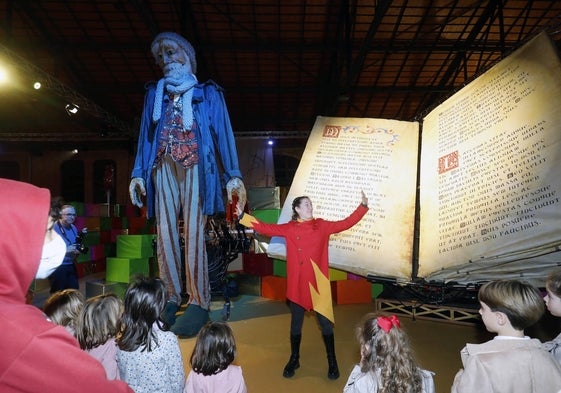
left=282, top=334, right=301, bottom=378
left=161, top=301, right=179, bottom=327
left=170, top=304, right=209, bottom=338
left=323, top=334, right=340, bottom=380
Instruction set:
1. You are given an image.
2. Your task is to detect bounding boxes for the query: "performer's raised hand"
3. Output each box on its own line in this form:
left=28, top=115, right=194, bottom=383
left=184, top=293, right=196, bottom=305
left=361, top=190, right=368, bottom=207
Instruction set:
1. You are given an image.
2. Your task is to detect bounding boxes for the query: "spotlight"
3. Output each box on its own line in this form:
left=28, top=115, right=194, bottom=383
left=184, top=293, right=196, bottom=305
left=72, top=149, right=79, bottom=154
left=65, top=103, right=80, bottom=116
left=267, top=138, right=274, bottom=146
left=33, top=82, right=41, bottom=90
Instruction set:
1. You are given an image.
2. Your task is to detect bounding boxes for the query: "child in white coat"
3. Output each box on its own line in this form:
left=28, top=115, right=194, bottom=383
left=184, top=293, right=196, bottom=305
left=452, top=279, right=561, bottom=393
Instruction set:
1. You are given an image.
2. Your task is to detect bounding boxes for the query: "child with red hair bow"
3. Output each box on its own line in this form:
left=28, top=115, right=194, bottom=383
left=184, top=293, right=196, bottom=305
left=343, top=313, right=435, bottom=393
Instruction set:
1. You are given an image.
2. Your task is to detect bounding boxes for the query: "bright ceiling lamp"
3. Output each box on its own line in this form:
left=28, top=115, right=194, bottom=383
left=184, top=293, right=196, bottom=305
left=0, top=67, right=7, bottom=84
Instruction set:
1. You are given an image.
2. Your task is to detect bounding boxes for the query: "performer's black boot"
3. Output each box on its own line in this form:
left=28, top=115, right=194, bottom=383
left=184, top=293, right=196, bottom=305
left=282, top=334, right=301, bottom=378
left=322, top=334, right=340, bottom=380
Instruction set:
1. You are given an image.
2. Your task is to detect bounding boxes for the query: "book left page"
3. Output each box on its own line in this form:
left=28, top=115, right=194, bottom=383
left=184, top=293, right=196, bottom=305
left=267, top=116, right=419, bottom=281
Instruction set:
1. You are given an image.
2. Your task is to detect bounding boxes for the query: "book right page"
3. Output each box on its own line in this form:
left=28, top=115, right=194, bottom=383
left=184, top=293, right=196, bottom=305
left=419, top=32, right=561, bottom=284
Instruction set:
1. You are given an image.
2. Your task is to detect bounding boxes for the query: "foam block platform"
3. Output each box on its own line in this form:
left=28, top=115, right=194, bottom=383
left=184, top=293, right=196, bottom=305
left=86, top=279, right=128, bottom=299
left=329, top=268, right=348, bottom=281
left=242, top=252, right=273, bottom=276
left=261, top=275, right=287, bottom=301
left=116, top=234, right=155, bottom=258
left=331, top=278, right=372, bottom=305
left=273, top=258, right=286, bottom=277
left=106, top=257, right=149, bottom=283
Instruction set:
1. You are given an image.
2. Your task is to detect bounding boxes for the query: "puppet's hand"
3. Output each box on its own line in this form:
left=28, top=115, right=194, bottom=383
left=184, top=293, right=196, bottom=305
left=129, top=178, right=146, bottom=208
left=226, top=177, right=246, bottom=208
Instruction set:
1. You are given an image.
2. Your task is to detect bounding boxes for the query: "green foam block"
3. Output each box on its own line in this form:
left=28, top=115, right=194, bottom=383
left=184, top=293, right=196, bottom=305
left=116, top=234, right=155, bottom=258
left=106, top=257, right=149, bottom=283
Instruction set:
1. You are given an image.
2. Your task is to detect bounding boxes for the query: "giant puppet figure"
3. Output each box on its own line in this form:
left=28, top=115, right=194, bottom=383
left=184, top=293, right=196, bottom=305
left=129, top=32, right=246, bottom=337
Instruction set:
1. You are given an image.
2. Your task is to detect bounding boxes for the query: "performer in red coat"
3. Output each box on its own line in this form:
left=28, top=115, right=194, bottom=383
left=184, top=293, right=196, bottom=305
left=237, top=191, right=368, bottom=380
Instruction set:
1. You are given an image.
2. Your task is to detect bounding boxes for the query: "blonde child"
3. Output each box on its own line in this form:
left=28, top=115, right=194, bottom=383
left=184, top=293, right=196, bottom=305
left=452, top=279, right=561, bottom=392
left=116, top=277, right=185, bottom=392
left=76, top=293, right=123, bottom=380
left=184, top=320, right=247, bottom=393
left=43, top=288, right=84, bottom=336
left=343, top=313, right=435, bottom=393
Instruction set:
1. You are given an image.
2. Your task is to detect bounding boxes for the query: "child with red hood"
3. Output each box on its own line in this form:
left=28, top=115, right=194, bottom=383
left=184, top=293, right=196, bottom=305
left=0, top=178, right=132, bottom=393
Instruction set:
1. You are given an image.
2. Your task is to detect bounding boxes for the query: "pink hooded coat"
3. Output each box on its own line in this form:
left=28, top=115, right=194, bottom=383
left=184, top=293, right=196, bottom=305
left=0, top=179, right=132, bottom=393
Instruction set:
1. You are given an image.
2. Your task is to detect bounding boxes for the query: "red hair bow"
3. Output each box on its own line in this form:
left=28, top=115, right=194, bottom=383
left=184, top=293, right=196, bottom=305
left=377, top=315, right=401, bottom=333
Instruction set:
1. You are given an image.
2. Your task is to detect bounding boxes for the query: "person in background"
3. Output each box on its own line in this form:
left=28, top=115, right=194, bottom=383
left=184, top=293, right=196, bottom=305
left=76, top=293, right=124, bottom=380
left=184, top=320, right=247, bottom=393
left=236, top=191, right=368, bottom=380
left=25, top=288, right=34, bottom=305
left=451, top=279, right=561, bottom=393
left=343, top=313, right=435, bottom=393
left=542, top=268, right=561, bottom=363
left=43, top=288, right=84, bottom=336
left=50, top=203, right=87, bottom=293
left=0, top=178, right=132, bottom=392
left=129, top=31, right=246, bottom=337
left=116, top=276, right=185, bottom=392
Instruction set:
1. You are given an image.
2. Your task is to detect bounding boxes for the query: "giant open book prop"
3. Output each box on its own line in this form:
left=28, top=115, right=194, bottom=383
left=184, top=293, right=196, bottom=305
left=267, top=32, right=561, bottom=286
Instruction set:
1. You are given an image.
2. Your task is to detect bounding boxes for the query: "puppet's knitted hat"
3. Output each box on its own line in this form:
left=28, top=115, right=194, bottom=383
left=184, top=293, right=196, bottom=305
left=151, top=32, right=197, bottom=74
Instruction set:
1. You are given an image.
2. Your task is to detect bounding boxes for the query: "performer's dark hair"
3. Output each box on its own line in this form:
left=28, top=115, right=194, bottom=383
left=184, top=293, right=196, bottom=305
left=291, top=196, right=310, bottom=221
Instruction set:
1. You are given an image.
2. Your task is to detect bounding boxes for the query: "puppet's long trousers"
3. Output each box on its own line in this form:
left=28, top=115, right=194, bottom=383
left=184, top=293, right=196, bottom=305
left=153, top=156, right=210, bottom=308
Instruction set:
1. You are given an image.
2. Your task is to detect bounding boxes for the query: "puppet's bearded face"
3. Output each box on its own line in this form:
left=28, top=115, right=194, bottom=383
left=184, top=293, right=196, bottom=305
left=153, top=38, right=192, bottom=77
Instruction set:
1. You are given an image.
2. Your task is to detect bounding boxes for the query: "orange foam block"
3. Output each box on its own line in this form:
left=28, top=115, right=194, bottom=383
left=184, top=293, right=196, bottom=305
left=331, top=278, right=372, bottom=305
left=261, top=275, right=287, bottom=301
